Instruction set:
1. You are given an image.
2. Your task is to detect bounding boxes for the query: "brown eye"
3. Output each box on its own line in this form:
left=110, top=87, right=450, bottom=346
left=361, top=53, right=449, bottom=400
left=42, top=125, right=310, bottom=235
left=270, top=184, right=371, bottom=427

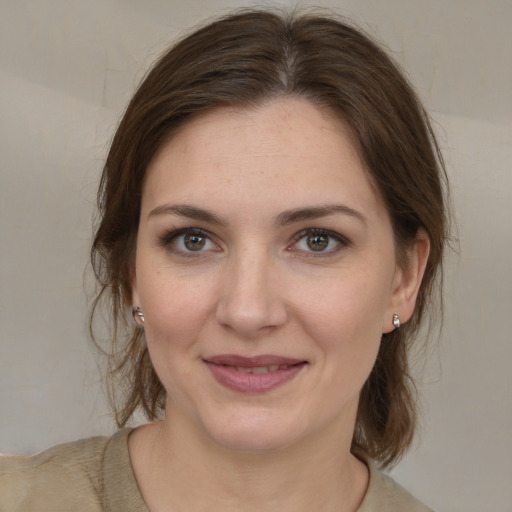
left=184, top=232, right=206, bottom=251
left=290, top=228, right=348, bottom=256
left=306, top=233, right=329, bottom=251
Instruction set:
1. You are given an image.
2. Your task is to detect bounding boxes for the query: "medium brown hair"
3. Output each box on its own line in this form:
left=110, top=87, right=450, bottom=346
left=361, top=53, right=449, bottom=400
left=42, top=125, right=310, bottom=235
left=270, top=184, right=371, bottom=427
left=91, top=9, right=449, bottom=468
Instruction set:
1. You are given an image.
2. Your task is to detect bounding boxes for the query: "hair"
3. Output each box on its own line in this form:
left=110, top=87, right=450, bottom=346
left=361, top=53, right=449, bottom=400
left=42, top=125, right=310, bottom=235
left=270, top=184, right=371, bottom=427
left=91, top=8, right=449, bottom=468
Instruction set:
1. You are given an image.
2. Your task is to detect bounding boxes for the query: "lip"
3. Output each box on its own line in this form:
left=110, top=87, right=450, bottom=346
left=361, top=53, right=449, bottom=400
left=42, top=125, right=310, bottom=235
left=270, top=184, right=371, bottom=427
left=203, top=354, right=307, bottom=393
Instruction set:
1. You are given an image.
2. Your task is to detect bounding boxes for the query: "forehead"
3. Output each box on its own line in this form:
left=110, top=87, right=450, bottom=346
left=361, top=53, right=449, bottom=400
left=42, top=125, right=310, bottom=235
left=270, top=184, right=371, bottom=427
left=142, top=97, right=384, bottom=220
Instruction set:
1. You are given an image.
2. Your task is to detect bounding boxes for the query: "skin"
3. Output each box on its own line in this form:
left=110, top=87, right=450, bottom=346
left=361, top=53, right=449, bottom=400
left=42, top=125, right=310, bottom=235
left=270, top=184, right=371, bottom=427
left=129, top=97, right=429, bottom=512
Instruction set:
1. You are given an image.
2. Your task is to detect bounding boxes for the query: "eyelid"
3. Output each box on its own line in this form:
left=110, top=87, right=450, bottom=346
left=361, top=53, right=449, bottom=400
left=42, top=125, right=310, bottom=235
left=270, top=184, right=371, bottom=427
left=158, top=226, right=349, bottom=257
left=288, top=228, right=351, bottom=254
left=158, top=227, right=221, bottom=253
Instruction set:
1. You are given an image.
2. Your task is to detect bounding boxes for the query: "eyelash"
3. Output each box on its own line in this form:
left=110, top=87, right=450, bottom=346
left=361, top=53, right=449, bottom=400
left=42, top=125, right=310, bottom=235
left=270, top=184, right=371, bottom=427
left=158, top=227, right=350, bottom=257
left=158, top=228, right=218, bottom=256
left=288, top=228, right=350, bottom=256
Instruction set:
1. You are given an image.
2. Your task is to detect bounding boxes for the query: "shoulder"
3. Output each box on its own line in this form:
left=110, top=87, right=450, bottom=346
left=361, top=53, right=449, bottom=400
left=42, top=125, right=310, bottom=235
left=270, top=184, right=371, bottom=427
left=0, top=429, right=134, bottom=512
left=359, top=461, right=436, bottom=512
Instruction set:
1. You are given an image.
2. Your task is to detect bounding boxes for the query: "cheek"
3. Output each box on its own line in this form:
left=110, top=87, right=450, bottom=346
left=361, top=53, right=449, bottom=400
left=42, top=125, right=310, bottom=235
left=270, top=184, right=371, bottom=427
left=137, top=258, right=217, bottom=321
left=139, top=275, right=216, bottom=398
left=291, top=272, right=389, bottom=370
left=296, top=272, right=390, bottom=335
left=134, top=264, right=220, bottom=374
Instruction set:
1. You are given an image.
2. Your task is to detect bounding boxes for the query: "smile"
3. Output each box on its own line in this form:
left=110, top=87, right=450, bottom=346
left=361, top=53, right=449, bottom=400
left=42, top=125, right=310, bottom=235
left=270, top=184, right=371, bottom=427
left=233, top=365, right=292, bottom=373
left=203, top=355, right=307, bottom=393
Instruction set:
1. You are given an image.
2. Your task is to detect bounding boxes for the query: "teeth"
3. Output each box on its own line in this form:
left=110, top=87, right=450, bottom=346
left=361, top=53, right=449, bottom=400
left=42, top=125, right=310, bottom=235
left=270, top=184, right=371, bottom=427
left=235, top=365, right=288, bottom=374
left=252, top=366, right=269, bottom=374
left=236, top=366, right=253, bottom=374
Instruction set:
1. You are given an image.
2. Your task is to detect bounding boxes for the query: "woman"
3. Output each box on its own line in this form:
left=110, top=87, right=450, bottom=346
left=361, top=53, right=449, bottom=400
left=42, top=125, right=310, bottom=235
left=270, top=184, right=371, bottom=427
left=0, top=9, right=448, bottom=511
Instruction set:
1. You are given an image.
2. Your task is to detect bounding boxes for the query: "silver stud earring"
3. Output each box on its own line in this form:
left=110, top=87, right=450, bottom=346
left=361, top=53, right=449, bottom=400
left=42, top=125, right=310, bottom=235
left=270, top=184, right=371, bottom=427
left=132, top=306, right=145, bottom=325
left=392, top=314, right=400, bottom=329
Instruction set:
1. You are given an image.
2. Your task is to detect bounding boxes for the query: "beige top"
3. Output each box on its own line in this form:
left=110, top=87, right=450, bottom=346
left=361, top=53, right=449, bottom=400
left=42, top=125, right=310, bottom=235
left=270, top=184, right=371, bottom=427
left=0, top=428, right=434, bottom=512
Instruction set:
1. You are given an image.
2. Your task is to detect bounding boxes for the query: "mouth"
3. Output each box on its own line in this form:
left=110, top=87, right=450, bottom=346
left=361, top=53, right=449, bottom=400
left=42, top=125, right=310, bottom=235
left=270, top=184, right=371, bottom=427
left=230, top=364, right=297, bottom=374
left=203, top=355, right=308, bottom=393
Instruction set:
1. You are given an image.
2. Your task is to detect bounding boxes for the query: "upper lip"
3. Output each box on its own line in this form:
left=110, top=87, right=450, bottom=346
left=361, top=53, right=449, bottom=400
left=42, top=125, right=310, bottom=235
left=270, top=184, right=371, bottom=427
left=203, top=355, right=306, bottom=367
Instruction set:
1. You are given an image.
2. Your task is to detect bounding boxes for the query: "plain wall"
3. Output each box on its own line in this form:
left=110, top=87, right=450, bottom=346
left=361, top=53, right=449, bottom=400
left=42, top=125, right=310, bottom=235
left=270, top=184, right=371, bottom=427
left=1, top=1, right=511, bottom=510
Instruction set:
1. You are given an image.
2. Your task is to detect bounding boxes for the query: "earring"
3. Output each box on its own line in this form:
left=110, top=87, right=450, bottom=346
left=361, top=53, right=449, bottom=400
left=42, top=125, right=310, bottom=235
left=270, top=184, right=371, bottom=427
left=392, top=314, right=400, bottom=329
left=132, top=306, right=145, bottom=326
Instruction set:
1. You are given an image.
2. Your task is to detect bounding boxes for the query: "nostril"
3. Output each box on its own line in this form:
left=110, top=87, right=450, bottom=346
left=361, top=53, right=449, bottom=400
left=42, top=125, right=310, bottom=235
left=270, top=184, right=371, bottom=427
left=215, top=297, right=287, bottom=336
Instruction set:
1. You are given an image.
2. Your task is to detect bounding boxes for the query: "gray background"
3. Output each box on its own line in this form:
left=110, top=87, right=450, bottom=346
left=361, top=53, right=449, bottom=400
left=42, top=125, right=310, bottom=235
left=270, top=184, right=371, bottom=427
left=1, top=1, right=511, bottom=511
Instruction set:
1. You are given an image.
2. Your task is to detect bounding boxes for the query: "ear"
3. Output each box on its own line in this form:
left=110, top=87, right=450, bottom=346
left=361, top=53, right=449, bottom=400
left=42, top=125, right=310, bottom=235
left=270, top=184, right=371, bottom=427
left=131, top=266, right=141, bottom=304
left=130, top=271, right=145, bottom=327
left=383, top=230, right=430, bottom=333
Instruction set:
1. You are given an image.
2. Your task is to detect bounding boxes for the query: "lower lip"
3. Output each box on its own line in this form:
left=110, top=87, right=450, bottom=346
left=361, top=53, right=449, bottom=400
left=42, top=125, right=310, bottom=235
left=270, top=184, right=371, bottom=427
left=204, top=362, right=307, bottom=393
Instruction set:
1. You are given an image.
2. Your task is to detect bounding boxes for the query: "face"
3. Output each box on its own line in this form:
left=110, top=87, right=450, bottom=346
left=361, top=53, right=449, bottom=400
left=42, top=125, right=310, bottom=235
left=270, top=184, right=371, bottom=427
left=132, top=97, right=418, bottom=453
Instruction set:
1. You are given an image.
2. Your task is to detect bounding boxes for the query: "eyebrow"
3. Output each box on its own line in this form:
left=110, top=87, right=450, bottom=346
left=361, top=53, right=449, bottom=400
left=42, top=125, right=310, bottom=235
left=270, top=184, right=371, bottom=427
left=147, top=203, right=366, bottom=226
left=148, top=204, right=227, bottom=225
left=277, top=205, right=367, bottom=226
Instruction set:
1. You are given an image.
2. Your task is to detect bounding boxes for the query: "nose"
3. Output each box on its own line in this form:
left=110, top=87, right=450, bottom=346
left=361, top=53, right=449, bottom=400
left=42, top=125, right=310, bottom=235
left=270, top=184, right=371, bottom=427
left=215, top=247, right=288, bottom=339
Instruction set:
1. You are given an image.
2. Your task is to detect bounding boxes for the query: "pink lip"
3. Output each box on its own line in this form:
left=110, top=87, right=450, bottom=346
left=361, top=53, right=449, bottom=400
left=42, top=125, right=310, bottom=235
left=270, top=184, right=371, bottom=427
left=203, top=354, right=307, bottom=393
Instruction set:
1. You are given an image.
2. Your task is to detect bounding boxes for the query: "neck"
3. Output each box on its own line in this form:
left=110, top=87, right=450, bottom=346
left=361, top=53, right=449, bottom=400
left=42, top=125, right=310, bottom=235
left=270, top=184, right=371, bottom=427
left=129, top=409, right=368, bottom=512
